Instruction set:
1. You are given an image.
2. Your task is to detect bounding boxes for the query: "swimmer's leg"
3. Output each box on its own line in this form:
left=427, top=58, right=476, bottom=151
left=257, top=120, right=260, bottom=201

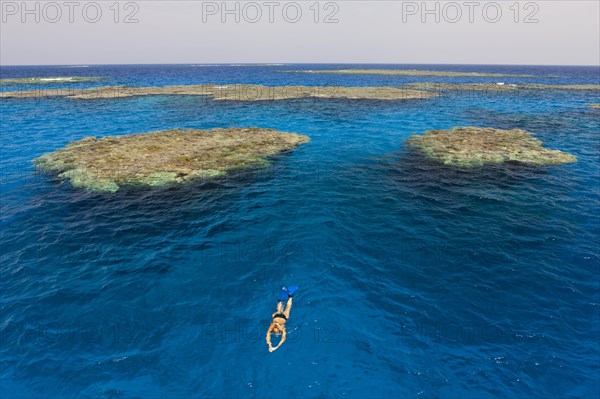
left=283, top=297, right=292, bottom=318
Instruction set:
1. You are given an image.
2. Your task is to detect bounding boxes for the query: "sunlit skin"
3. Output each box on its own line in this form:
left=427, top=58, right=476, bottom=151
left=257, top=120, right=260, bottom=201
left=266, top=297, right=292, bottom=352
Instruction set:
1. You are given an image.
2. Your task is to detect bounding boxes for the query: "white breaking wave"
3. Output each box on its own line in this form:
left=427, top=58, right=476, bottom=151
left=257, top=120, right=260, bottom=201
left=39, top=77, right=78, bottom=81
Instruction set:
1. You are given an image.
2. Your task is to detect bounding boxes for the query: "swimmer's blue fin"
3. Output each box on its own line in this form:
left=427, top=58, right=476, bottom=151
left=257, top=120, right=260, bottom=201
left=278, top=286, right=298, bottom=301
left=287, top=286, right=298, bottom=297
left=278, top=287, right=289, bottom=302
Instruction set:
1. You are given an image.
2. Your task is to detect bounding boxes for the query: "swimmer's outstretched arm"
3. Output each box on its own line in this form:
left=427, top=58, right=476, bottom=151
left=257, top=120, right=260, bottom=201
left=269, top=329, right=286, bottom=352
left=266, top=326, right=273, bottom=350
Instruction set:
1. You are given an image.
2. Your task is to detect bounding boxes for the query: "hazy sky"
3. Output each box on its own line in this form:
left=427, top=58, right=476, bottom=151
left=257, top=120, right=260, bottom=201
left=1, top=1, right=599, bottom=65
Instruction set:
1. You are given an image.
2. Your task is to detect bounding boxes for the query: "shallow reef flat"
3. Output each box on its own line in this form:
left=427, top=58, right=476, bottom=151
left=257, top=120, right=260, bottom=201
left=282, top=69, right=537, bottom=78
left=0, top=76, right=102, bottom=84
left=520, top=84, right=600, bottom=90
left=405, top=126, right=576, bottom=167
left=0, top=83, right=436, bottom=101
left=406, top=82, right=600, bottom=92
left=33, top=128, right=310, bottom=192
left=5, top=82, right=595, bottom=101
left=406, top=82, right=515, bottom=92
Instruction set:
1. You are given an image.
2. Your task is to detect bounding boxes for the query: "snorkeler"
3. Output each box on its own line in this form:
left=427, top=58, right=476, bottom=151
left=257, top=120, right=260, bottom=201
left=266, top=286, right=298, bottom=352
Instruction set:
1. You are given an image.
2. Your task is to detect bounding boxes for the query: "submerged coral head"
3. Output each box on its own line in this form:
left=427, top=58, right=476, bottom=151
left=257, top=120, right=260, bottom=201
left=405, top=126, right=576, bottom=168
left=33, top=127, right=310, bottom=192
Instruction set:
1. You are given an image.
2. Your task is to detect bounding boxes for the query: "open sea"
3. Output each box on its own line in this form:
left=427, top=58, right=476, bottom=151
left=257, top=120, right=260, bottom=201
left=0, top=64, right=599, bottom=398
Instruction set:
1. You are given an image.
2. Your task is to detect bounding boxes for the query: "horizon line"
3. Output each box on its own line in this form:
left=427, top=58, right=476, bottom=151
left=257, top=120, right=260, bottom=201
left=1, top=62, right=600, bottom=68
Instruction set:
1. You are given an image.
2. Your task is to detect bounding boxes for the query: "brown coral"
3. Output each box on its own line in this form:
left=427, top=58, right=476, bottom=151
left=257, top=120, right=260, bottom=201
left=405, top=127, right=576, bottom=167
left=33, top=128, right=310, bottom=192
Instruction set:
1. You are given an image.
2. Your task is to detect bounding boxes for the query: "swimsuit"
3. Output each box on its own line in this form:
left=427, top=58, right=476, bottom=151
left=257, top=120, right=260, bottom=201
left=272, top=313, right=287, bottom=321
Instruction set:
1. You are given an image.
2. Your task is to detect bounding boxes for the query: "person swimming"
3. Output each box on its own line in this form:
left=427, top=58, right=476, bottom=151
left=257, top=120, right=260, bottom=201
left=266, top=286, right=298, bottom=352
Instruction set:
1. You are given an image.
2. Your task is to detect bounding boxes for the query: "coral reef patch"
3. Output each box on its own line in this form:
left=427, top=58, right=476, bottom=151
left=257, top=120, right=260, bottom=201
left=33, top=128, right=310, bottom=192
left=405, top=126, right=576, bottom=167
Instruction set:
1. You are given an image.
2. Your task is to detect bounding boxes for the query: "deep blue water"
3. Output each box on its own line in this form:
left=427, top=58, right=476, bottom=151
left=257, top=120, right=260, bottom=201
left=1, top=64, right=599, bottom=398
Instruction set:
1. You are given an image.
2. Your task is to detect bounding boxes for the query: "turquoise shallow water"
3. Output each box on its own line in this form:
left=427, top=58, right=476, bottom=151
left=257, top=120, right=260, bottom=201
left=1, top=64, right=599, bottom=398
